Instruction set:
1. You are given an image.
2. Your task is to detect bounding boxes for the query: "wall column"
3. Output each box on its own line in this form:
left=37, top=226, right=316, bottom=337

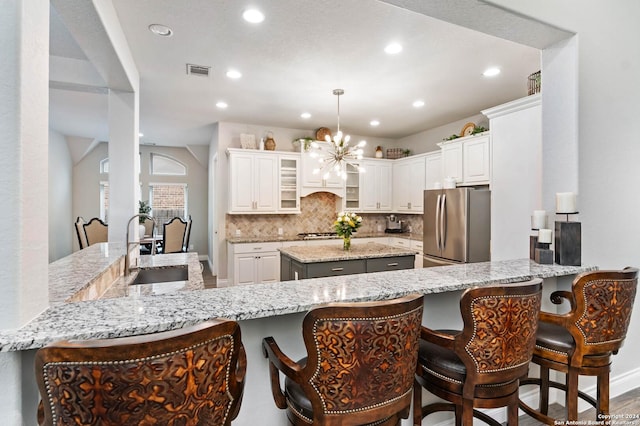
left=107, top=89, right=139, bottom=246
left=0, top=0, right=50, bottom=422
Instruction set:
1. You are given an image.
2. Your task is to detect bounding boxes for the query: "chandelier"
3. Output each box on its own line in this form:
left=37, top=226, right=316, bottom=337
left=310, top=89, right=366, bottom=180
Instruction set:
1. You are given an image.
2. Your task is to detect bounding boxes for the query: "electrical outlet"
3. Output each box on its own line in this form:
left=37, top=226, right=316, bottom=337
left=189, top=244, right=194, bottom=250
left=235, top=229, right=241, bottom=236
left=278, top=227, right=283, bottom=235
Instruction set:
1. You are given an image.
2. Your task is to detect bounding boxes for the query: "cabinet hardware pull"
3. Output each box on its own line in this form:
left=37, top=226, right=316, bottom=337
left=408, top=202, right=411, bottom=209
left=387, top=263, right=399, bottom=267
left=253, top=247, right=262, bottom=250
left=331, top=267, right=344, bottom=271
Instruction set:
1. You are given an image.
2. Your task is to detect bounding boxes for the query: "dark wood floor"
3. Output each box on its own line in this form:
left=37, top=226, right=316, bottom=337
left=515, top=387, right=640, bottom=426
left=200, top=261, right=217, bottom=288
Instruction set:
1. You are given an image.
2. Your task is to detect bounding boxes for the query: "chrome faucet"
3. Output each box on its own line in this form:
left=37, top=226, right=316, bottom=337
left=125, top=214, right=158, bottom=275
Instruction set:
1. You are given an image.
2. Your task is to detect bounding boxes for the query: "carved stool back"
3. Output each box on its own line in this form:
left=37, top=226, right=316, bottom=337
left=519, top=267, right=638, bottom=424
left=263, top=294, right=424, bottom=426
left=35, top=319, right=246, bottom=426
left=413, top=279, right=543, bottom=426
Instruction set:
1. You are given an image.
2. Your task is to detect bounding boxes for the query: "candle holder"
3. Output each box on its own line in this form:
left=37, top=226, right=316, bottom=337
left=555, top=212, right=581, bottom=266
left=534, top=242, right=554, bottom=264
left=529, top=233, right=538, bottom=260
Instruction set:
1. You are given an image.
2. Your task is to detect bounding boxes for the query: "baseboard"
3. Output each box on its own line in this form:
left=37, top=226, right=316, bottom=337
left=421, top=368, right=640, bottom=426
left=216, top=278, right=230, bottom=287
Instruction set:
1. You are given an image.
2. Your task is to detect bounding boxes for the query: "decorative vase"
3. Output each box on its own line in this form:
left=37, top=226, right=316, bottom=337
left=342, top=236, right=351, bottom=251
left=264, top=131, right=276, bottom=150
left=139, top=224, right=146, bottom=238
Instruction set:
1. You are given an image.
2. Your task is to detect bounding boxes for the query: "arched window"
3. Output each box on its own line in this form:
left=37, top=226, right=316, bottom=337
left=150, top=154, right=186, bottom=176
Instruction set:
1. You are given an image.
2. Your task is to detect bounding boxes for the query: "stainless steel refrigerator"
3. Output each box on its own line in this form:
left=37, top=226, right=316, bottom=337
left=423, top=188, right=491, bottom=267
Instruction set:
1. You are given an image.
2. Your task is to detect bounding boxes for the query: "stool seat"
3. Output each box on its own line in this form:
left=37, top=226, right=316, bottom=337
left=535, top=321, right=574, bottom=355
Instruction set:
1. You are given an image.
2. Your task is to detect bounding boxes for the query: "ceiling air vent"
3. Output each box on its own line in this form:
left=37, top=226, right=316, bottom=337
left=186, top=63, right=211, bottom=77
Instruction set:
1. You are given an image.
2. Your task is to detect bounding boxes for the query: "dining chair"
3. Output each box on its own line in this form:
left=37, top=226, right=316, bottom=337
left=263, top=294, right=424, bottom=426
left=82, top=217, right=108, bottom=246
left=161, top=216, right=189, bottom=253
left=183, top=215, right=192, bottom=252
left=519, top=268, right=638, bottom=425
left=35, top=319, right=246, bottom=426
left=74, top=216, right=89, bottom=249
left=413, top=279, right=543, bottom=426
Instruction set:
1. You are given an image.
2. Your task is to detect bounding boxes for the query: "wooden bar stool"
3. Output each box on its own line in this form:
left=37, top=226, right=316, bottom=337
left=413, top=280, right=543, bottom=426
left=519, top=268, right=638, bottom=424
left=35, top=319, right=246, bottom=426
left=262, top=294, right=424, bottom=426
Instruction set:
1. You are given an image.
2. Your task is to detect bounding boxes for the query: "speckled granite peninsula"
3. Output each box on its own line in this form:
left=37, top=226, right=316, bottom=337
left=1, top=257, right=593, bottom=352
left=2, top=253, right=595, bottom=426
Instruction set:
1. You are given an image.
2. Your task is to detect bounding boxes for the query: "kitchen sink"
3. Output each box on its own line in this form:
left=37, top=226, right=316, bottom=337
left=130, top=265, right=189, bottom=285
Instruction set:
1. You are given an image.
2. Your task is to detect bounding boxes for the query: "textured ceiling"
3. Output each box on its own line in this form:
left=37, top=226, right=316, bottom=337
left=49, top=0, right=542, bottom=146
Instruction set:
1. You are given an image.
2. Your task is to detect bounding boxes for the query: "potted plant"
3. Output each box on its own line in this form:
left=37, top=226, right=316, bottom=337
left=138, top=200, right=151, bottom=237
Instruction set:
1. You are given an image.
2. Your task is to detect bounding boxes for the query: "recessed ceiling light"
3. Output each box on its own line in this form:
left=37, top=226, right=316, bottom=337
left=226, top=69, right=242, bottom=79
left=384, top=43, right=403, bottom=55
left=412, top=100, right=425, bottom=108
left=243, top=9, right=264, bottom=23
left=216, top=101, right=228, bottom=109
left=370, top=120, right=380, bottom=127
left=483, top=67, right=501, bottom=77
left=300, top=112, right=311, bottom=119
left=148, top=24, right=173, bottom=37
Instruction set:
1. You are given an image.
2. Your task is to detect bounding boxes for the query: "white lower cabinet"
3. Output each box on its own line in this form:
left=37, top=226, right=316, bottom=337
left=228, top=242, right=282, bottom=285
left=387, top=237, right=423, bottom=268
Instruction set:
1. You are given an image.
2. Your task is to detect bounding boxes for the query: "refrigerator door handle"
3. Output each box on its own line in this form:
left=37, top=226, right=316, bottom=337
left=440, top=193, right=447, bottom=250
left=435, top=194, right=441, bottom=250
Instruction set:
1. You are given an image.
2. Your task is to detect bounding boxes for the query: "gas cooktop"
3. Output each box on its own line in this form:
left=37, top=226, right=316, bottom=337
left=297, top=232, right=339, bottom=240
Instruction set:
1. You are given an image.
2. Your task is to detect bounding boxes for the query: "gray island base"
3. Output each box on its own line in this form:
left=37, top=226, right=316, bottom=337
left=0, top=257, right=594, bottom=426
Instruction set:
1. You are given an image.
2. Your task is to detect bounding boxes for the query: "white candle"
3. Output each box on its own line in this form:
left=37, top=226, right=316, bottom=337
left=538, top=228, right=552, bottom=244
left=531, top=210, right=547, bottom=230
left=556, top=192, right=577, bottom=213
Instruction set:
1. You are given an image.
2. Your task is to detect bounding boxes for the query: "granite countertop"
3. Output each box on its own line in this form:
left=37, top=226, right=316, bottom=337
left=227, top=232, right=421, bottom=244
left=49, top=243, right=127, bottom=305
left=279, top=242, right=417, bottom=263
left=0, top=259, right=595, bottom=352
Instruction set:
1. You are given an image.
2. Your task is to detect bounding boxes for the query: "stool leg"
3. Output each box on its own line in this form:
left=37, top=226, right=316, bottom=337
left=540, top=365, right=550, bottom=415
left=566, top=369, right=579, bottom=420
left=597, top=371, right=610, bottom=419
left=413, top=380, right=422, bottom=426
left=461, top=399, right=473, bottom=426
left=508, top=401, right=519, bottom=425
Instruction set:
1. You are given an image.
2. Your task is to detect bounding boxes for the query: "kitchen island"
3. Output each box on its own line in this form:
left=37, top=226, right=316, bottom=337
left=280, top=242, right=416, bottom=280
left=0, top=255, right=594, bottom=425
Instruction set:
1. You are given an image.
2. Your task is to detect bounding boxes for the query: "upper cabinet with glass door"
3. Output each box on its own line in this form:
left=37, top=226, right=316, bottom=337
left=278, top=154, right=300, bottom=213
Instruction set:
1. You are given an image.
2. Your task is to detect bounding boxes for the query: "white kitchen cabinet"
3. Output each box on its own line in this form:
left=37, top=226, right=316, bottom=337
left=439, top=133, right=490, bottom=186
left=300, top=142, right=344, bottom=196
left=424, top=151, right=442, bottom=190
left=462, top=134, right=490, bottom=184
left=278, top=154, right=300, bottom=212
left=440, top=140, right=463, bottom=183
left=344, top=163, right=361, bottom=211
left=228, top=149, right=278, bottom=213
left=388, top=237, right=423, bottom=268
left=360, top=159, right=393, bottom=212
left=393, top=157, right=425, bottom=213
left=228, top=241, right=281, bottom=285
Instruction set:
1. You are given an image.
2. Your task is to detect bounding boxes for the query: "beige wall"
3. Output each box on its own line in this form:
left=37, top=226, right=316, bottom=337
left=49, top=129, right=73, bottom=261
left=73, top=143, right=209, bottom=256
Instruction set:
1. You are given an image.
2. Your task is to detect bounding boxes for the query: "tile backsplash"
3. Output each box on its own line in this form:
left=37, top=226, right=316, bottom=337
left=226, top=192, right=423, bottom=239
